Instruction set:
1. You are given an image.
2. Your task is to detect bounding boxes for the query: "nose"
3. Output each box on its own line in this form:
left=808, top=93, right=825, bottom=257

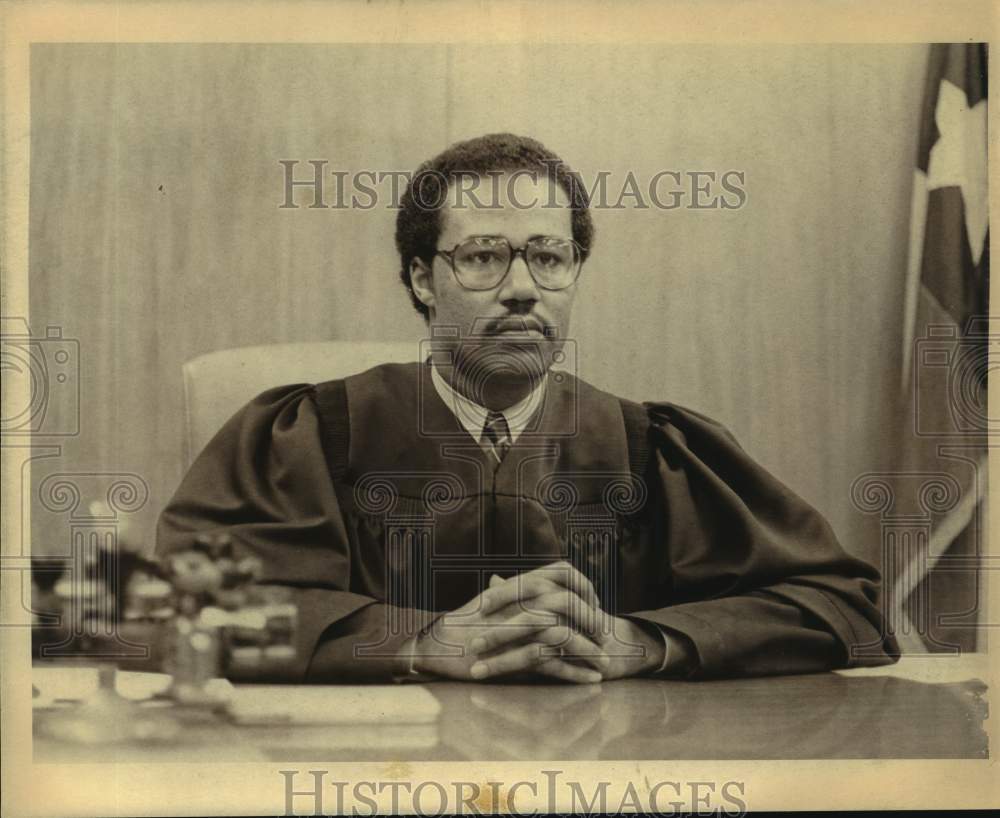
left=498, top=250, right=540, bottom=304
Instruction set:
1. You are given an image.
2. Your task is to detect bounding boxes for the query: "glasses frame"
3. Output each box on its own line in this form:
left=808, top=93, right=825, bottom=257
left=434, top=236, right=584, bottom=292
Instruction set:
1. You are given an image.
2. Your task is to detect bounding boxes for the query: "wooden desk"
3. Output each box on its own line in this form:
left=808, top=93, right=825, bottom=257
left=33, top=656, right=989, bottom=762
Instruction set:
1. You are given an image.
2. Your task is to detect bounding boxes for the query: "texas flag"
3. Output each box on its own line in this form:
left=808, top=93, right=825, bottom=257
left=892, top=44, right=990, bottom=653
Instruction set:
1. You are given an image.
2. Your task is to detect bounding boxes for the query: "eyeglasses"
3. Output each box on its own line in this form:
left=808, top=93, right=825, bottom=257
left=435, top=236, right=584, bottom=291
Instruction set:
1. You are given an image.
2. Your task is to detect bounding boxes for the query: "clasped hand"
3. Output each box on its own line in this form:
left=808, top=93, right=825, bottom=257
left=410, top=561, right=664, bottom=683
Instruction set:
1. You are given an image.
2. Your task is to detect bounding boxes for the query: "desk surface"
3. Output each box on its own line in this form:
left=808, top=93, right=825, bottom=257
left=33, top=656, right=989, bottom=762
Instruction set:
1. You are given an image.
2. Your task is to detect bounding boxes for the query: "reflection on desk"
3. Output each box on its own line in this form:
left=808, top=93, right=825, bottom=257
left=33, top=657, right=988, bottom=762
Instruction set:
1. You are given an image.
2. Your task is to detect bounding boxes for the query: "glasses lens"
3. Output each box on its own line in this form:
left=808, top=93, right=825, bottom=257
left=526, top=237, right=579, bottom=288
left=452, top=238, right=511, bottom=289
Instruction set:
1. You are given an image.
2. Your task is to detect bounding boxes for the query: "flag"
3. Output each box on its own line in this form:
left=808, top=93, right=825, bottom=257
left=892, top=44, right=989, bottom=653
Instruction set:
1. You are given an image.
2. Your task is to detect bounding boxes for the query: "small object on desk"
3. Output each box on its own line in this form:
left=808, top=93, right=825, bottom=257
left=32, top=528, right=301, bottom=742
left=164, top=615, right=228, bottom=706
left=158, top=534, right=297, bottom=702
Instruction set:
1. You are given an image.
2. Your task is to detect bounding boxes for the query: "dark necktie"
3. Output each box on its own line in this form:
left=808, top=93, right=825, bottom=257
left=482, top=410, right=512, bottom=463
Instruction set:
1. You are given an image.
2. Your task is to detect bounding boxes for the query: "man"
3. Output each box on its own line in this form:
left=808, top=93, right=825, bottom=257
left=158, top=133, right=897, bottom=683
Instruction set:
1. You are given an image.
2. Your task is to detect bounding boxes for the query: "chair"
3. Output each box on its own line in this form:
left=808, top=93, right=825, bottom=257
left=181, top=340, right=418, bottom=468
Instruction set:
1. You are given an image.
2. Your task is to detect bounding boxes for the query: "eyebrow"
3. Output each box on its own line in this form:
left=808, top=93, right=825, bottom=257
left=460, top=234, right=505, bottom=242
left=457, top=233, right=570, bottom=242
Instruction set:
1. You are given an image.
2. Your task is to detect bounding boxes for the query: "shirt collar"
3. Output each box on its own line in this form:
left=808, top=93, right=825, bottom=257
left=430, top=361, right=547, bottom=446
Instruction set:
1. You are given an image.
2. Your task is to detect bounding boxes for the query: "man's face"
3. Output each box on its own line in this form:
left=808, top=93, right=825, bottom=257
left=411, top=172, right=579, bottom=390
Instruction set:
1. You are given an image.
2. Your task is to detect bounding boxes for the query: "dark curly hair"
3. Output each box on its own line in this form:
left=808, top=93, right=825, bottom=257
left=395, top=133, right=595, bottom=321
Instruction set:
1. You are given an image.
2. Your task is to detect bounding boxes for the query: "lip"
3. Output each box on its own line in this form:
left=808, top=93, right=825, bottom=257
left=491, top=317, right=546, bottom=335
left=496, top=328, right=544, bottom=337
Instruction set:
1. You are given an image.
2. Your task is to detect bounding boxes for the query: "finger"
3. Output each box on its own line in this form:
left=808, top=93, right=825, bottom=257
left=485, top=592, right=602, bottom=640
left=535, top=658, right=604, bottom=685
left=527, top=561, right=600, bottom=608
left=469, top=641, right=548, bottom=679
left=481, top=561, right=600, bottom=613
left=470, top=640, right=589, bottom=680
left=483, top=582, right=605, bottom=636
left=469, top=617, right=609, bottom=671
left=478, top=574, right=567, bottom=616
left=455, top=573, right=514, bottom=615
left=467, top=608, right=563, bottom=655
left=518, top=591, right=608, bottom=638
left=534, top=626, right=610, bottom=671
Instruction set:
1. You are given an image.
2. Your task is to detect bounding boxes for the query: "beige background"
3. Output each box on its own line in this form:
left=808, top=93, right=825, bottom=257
left=29, top=43, right=928, bottom=569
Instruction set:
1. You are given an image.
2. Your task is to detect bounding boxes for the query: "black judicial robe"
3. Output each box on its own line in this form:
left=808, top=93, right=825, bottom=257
left=157, top=362, right=897, bottom=682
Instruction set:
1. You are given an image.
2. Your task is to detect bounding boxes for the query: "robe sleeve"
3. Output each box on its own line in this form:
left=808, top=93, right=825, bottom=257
left=156, top=385, right=435, bottom=683
left=626, top=402, right=899, bottom=678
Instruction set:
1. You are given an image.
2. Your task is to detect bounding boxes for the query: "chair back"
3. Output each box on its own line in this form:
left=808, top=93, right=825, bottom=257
left=182, top=340, right=417, bottom=466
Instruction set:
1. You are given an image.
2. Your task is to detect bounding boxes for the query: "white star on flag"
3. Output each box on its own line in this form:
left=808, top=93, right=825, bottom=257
left=925, top=78, right=989, bottom=266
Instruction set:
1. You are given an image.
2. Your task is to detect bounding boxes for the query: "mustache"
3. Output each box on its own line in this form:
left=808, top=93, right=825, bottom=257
left=477, top=315, right=550, bottom=336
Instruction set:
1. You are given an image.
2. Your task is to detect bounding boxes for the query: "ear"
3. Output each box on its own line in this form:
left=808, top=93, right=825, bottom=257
left=410, top=257, right=436, bottom=311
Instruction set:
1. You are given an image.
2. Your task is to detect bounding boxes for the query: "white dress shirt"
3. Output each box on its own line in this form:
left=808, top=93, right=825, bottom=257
left=429, top=361, right=546, bottom=452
